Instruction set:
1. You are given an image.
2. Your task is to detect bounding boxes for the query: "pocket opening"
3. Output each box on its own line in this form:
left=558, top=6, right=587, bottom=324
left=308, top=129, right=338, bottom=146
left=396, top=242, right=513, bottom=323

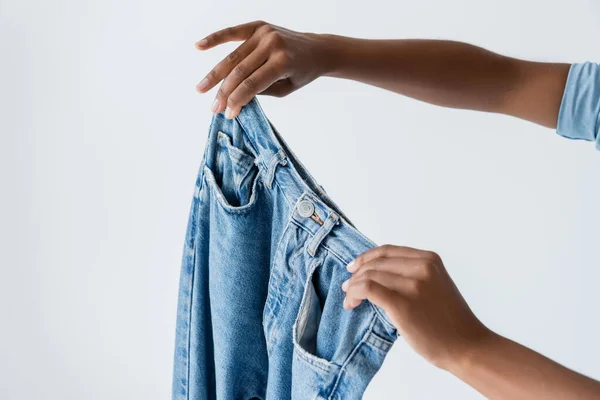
left=297, top=272, right=322, bottom=355
left=292, top=264, right=333, bottom=369
left=205, top=131, right=260, bottom=210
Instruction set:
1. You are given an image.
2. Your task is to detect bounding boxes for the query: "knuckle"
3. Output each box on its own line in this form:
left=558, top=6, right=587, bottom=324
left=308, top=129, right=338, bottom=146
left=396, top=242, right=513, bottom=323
left=208, top=69, right=218, bottom=81
left=420, top=260, right=437, bottom=279
left=380, top=244, right=394, bottom=256
left=265, top=31, right=283, bottom=47
left=364, top=260, right=378, bottom=272
left=410, top=279, right=424, bottom=294
left=242, top=77, right=256, bottom=90
left=362, top=279, right=375, bottom=293
left=257, top=24, right=274, bottom=35
left=353, top=254, right=363, bottom=267
left=217, top=87, right=227, bottom=99
left=227, top=50, right=240, bottom=63
left=273, top=51, right=291, bottom=67
left=362, top=269, right=375, bottom=280
left=233, top=63, right=246, bottom=77
left=227, top=96, right=238, bottom=107
left=426, top=251, right=441, bottom=262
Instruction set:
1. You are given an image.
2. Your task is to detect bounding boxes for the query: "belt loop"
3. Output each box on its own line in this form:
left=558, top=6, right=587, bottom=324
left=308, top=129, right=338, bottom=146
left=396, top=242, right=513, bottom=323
left=307, top=212, right=339, bottom=257
left=263, top=150, right=287, bottom=189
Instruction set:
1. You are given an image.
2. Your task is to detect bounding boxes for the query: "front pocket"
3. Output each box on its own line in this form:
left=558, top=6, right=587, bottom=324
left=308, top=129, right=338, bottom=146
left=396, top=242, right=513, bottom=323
left=205, top=131, right=260, bottom=211
left=292, top=265, right=334, bottom=371
left=291, top=262, right=397, bottom=398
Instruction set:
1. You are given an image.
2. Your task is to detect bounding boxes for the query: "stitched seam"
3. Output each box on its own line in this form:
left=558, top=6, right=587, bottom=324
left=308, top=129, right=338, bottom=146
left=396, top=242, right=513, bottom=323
left=182, top=116, right=216, bottom=399
left=264, top=151, right=286, bottom=189
left=216, top=132, right=258, bottom=191
left=181, top=235, right=197, bottom=400
left=294, top=348, right=332, bottom=373
left=290, top=220, right=347, bottom=263
left=233, top=114, right=296, bottom=209
left=369, top=304, right=397, bottom=332
left=270, top=167, right=294, bottom=207
left=327, top=313, right=378, bottom=400
left=264, top=218, right=295, bottom=355
left=216, top=131, right=255, bottom=160
left=595, top=102, right=600, bottom=144
left=307, top=212, right=338, bottom=256
left=366, top=330, right=394, bottom=351
left=203, top=166, right=260, bottom=214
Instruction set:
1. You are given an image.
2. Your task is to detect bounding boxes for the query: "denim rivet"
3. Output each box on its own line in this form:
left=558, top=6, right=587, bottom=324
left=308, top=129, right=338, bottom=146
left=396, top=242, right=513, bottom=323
left=297, top=200, right=314, bottom=218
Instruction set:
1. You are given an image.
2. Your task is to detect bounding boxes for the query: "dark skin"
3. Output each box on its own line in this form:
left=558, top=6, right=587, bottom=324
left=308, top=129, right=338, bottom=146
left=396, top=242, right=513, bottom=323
left=195, top=20, right=600, bottom=400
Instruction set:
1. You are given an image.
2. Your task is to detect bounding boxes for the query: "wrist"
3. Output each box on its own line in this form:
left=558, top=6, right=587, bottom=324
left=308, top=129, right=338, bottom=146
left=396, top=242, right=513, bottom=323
left=445, top=327, right=502, bottom=376
left=310, top=33, right=353, bottom=78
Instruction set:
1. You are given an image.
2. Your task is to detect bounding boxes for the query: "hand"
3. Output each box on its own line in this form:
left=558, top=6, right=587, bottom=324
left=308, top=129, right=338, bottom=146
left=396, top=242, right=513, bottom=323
left=342, top=245, right=491, bottom=369
left=195, top=21, right=331, bottom=119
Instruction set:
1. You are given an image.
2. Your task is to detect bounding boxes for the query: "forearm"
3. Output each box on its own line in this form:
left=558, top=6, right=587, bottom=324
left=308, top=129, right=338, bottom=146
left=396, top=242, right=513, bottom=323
left=317, top=35, right=570, bottom=128
left=447, top=331, right=600, bottom=400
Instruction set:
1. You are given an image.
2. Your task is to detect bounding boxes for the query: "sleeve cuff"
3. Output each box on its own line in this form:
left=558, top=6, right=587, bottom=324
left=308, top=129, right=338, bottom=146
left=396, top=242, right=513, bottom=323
left=556, top=62, right=600, bottom=149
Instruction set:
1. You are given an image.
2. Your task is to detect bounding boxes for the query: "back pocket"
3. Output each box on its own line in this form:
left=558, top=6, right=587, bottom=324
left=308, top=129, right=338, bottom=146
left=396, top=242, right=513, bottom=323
left=206, top=131, right=259, bottom=208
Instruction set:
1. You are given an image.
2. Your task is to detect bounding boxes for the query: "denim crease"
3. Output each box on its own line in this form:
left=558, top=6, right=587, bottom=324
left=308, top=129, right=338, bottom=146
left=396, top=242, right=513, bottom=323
left=172, top=97, right=398, bottom=400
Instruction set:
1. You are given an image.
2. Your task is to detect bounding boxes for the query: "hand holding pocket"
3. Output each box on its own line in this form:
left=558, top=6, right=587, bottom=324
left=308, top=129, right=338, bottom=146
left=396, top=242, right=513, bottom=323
left=342, top=245, right=491, bottom=370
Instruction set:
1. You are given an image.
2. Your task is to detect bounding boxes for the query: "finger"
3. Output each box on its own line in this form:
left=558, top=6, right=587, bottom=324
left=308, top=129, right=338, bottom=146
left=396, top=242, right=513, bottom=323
left=344, top=270, right=419, bottom=296
left=347, top=244, right=440, bottom=272
left=223, top=60, right=288, bottom=119
left=349, top=256, right=433, bottom=280
left=211, top=45, right=271, bottom=115
left=343, top=278, right=406, bottom=311
left=196, top=37, right=259, bottom=94
left=195, top=20, right=264, bottom=50
left=259, top=78, right=294, bottom=97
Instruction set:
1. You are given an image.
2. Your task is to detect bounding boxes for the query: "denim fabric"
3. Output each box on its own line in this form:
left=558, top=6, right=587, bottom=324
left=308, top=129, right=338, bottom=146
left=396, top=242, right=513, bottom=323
left=172, top=97, right=398, bottom=400
left=557, top=62, right=600, bottom=150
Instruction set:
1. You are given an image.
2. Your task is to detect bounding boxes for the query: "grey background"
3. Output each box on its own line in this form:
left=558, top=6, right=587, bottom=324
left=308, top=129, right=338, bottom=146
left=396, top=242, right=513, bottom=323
left=1, top=0, right=599, bottom=398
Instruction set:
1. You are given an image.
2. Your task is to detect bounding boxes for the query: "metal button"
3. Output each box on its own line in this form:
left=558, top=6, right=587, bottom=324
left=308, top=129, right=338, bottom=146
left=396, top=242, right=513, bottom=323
left=297, top=199, right=315, bottom=218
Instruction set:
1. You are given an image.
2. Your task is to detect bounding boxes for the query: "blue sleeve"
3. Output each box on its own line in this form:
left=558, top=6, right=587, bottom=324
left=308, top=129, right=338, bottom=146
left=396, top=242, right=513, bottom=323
left=556, top=62, right=600, bottom=150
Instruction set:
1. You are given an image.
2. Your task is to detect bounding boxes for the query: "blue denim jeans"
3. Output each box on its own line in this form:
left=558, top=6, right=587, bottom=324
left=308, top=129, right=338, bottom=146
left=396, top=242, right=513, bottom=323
left=172, top=97, right=398, bottom=400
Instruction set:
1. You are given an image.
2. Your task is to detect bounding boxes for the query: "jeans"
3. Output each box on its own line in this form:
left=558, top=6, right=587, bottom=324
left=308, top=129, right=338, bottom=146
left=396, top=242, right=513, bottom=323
left=172, top=97, right=398, bottom=400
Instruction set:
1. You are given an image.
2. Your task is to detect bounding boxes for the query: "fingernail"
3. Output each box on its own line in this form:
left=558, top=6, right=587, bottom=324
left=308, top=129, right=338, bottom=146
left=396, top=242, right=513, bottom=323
left=346, top=260, right=356, bottom=272
left=224, top=107, right=234, bottom=119
left=211, top=99, right=220, bottom=113
left=343, top=297, right=348, bottom=309
left=196, top=39, right=208, bottom=48
left=196, top=78, right=209, bottom=92
left=341, top=279, right=350, bottom=292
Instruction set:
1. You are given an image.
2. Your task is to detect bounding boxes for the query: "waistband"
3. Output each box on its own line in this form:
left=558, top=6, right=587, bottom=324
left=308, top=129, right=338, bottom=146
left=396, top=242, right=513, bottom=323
left=231, top=97, right=395, bottom=331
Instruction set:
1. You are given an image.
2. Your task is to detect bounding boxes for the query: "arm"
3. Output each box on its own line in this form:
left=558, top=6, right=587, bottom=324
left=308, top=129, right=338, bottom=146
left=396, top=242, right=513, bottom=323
left=343, top=245, right=600, bottom=400
left=195, top=21, right=570, bottom=129
left=451, top=332, right=600, bottom=399
left=197, top=21, right=600, bottom=148
left=320, top=36, right=571, bottom=128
